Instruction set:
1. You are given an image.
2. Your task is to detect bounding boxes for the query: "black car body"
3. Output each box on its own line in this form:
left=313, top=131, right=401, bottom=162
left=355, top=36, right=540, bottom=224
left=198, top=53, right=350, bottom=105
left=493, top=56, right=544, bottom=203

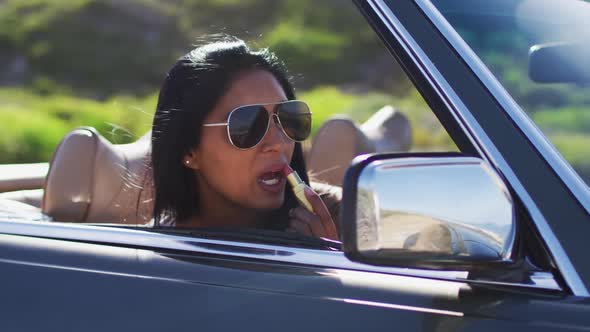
left=1, top=0, right=589, bottom=331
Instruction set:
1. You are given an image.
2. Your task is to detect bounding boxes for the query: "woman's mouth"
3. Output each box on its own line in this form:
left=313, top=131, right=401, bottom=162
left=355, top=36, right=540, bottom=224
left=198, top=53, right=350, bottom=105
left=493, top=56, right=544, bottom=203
left=257, top=171, right=286, bottom=193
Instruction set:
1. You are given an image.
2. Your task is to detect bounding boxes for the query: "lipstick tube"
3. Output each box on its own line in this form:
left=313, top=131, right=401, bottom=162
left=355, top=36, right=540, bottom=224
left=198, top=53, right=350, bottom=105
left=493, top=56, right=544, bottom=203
left=284, top=167, right=314, bottom=213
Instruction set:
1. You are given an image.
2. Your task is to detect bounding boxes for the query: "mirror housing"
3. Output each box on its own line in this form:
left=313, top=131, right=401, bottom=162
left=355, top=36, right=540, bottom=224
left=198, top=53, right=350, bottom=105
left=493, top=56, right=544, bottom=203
left=529, top=42, right=590, bottom=84
left=341, top=153, right=516, bottom=270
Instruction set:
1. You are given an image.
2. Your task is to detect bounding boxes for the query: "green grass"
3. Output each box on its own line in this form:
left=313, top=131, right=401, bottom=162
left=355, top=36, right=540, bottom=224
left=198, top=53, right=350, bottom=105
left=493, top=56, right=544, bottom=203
left=299, top=86, right=357, bottom=135
left=0, top=86, right=457, bottom=164
left=0, top=109, right=68, bottom=163
left=547, top=132, right=590, bottom=183
left=547, top=132, right=590, bottom=167
left=5, top=85, right=588, bottom=178
left=0, top=88, right=154, bottom=163
left=530, top=108, right=590, bottom=181
left=532, top=107, right=590, bottom=134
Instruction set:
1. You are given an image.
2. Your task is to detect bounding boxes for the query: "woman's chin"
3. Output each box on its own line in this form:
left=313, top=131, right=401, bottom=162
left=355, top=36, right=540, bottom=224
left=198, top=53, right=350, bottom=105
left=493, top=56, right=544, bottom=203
left=251, top=183, right=286, bottom=210
left=251, top=195, right=284, bottom=211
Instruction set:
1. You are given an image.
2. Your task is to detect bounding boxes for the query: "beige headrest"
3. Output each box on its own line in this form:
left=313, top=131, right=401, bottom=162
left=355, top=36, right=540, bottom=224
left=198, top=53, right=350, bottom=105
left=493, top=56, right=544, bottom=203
left=307, top=117, right=375, bottom=186
left=360, top=106, right=412, bottom=152
left=43, top=128, right=153, bottom=224
left=306, top=106, right=412, bottom=186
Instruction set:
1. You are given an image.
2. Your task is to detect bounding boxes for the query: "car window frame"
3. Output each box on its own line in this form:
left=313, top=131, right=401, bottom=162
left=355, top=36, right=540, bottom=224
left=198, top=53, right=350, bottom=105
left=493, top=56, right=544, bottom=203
left=416, top=0, right=590, bottom=219
left=354, top=0, right=590, bottom=296
left=0, top=218, right=564, bottom=292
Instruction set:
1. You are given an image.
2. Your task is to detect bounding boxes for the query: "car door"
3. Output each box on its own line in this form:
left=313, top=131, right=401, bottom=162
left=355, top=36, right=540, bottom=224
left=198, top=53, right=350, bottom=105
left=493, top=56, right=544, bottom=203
left=1, top=0, right=589, bottom=331
left=0, top=225, right=472, bottom=331
left=1, top=219, right=589, bottom=332
left=346, top=0, right=590, bottom=328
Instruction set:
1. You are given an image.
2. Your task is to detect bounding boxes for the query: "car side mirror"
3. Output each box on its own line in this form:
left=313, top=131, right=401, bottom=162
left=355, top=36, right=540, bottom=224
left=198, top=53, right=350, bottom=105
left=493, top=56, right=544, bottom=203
left=341, top=153, right=516, bottom=270
left=529, top=42, right=590, bottom=84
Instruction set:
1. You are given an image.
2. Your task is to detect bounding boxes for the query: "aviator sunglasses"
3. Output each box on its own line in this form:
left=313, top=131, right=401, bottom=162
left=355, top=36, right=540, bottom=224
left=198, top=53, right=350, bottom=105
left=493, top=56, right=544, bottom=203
left=203, top=100, right=312, bottom=149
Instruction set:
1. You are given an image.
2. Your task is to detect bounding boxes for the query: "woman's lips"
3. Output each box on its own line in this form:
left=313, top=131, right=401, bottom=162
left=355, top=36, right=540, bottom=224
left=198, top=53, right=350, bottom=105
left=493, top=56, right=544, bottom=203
left=257, top=171, right=286, bottom=193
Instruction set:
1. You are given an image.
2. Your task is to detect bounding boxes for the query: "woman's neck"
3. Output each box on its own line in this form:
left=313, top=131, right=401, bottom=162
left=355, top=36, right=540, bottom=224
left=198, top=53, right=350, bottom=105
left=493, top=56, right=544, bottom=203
left=182, top=189, right=270, bottom=229
left=181, top=174, right=274, bottom=229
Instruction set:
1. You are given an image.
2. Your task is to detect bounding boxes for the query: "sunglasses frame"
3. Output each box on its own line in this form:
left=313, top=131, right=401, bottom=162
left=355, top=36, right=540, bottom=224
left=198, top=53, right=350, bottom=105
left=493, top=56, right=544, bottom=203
left=202, top=100, right=312, bottom=150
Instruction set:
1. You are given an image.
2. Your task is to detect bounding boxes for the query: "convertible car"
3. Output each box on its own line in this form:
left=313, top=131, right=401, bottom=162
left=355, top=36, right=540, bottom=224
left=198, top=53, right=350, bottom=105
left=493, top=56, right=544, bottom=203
left=1, top=0, right=589, bottom=331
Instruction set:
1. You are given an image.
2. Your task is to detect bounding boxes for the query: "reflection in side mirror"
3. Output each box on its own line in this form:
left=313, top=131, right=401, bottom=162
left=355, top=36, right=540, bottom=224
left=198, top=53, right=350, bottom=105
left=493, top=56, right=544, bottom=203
left=341, top=154, right=516, bottom=270
left=529, top=42, right=590, bottom=84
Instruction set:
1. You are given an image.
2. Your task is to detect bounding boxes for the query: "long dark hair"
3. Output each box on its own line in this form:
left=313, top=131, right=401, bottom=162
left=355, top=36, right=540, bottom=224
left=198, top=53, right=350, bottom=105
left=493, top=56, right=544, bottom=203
left=151, top=36, right=309, bottom=228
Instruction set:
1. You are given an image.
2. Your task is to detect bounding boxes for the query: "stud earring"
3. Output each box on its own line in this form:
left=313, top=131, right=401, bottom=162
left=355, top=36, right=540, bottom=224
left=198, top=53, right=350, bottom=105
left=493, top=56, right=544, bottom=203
left=185, top=160, right=190, bottom=165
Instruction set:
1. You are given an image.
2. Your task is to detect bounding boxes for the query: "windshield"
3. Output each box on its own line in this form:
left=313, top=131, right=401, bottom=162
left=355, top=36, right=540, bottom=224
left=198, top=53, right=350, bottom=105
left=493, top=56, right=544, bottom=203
left=0, top=0, right=459, bottom=244
left=432, top=0, right=590, bottom=187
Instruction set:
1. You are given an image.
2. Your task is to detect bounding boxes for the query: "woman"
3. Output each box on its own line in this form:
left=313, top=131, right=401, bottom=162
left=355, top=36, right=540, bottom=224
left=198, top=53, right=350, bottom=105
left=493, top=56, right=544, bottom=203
left=150, top=36, right=339, bottom=240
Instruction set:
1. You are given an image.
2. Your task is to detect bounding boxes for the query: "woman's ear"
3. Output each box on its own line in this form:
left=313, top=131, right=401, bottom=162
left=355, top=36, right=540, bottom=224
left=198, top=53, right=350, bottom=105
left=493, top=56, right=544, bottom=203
left=183, top=151, right=199, bottom=170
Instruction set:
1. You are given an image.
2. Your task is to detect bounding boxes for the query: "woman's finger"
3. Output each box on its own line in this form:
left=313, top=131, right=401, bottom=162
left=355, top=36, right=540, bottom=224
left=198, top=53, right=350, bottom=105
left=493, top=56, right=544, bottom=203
left=290, top=207, right=326, bottom=236
left=289, top=218, right=313, bottom=236
left=303, top=186, right=338, bottom=239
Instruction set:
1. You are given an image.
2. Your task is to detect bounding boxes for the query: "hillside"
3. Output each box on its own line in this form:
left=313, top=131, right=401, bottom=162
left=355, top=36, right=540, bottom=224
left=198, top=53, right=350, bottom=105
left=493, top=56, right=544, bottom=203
left=0, top=0, right=403, bottom=97
left=0, top=0, right=187, bottom=97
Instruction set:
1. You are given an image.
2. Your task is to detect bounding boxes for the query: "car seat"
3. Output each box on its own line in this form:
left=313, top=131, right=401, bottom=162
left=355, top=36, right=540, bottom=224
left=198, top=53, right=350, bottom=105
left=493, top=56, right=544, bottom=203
left=41, top=106, right=410, bottom=224
left=42, top=127, right=153, bottom=224
left=306, top=106, right=412, bottom=186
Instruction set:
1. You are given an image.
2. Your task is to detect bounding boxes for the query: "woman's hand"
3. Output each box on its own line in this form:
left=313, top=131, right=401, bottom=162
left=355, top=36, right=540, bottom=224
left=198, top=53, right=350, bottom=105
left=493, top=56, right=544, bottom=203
left=287, top=186, right=339, bottom=241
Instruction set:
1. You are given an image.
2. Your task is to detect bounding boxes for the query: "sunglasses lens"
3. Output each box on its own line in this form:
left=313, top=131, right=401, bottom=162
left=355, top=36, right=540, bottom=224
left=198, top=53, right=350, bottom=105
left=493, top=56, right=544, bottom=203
left=277, top=101, right=312, bottom=141
left=228, top=106, right=269, bottom=149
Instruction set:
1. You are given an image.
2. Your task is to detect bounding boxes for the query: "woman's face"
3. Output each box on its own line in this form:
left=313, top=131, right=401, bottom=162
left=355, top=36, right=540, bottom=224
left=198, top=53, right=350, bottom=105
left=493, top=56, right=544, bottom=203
left=188, top=69, right=295, bottom=217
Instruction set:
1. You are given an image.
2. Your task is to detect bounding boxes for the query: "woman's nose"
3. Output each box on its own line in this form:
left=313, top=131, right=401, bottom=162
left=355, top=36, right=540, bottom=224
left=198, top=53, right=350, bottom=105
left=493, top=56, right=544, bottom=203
left=263, top=114, right=290, bottom=147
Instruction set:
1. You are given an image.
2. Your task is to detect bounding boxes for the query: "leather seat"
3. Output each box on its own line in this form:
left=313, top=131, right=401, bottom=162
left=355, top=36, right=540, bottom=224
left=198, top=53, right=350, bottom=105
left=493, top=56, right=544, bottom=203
left=41, top=106, right=410, bottom=224
left=307, top=106, right=411, bottom=186
left=0, top=163, right=49, bottom=208
left=42, top=127, right=153, bottom=224
left=0, top=189, right=44, bottom=208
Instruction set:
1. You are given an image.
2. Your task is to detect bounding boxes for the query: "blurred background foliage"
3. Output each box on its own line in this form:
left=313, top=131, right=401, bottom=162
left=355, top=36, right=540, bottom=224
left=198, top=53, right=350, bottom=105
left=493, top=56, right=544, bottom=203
left=0, top=0, right=587, bottom=181
left=443, top=6, right=590, bottom=181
